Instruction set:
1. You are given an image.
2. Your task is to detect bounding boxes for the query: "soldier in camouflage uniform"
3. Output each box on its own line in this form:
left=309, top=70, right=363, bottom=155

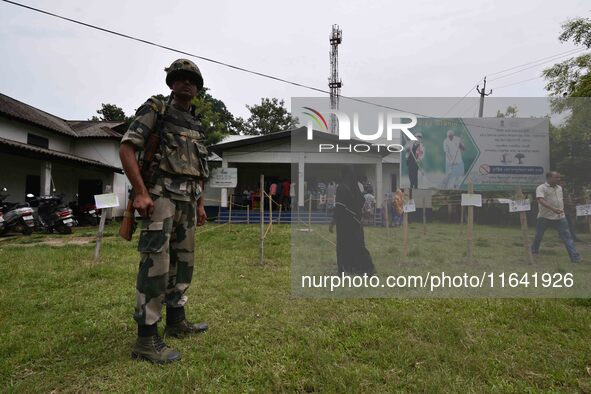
left=119, top=59, right=210, bottom=364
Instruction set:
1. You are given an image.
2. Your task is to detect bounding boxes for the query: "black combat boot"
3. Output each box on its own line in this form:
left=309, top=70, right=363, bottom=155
left=131, top=334, right=181, bottom=364
left=164, top=307, right=209, bottom=338
left=131, top=324, right=181, bottom=364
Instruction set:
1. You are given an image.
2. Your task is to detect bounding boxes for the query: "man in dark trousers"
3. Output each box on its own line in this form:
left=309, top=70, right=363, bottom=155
left=531, top=172, right=582, bottom=263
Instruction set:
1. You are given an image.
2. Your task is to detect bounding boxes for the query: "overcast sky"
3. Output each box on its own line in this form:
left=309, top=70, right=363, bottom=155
left=0, top=0, right=588, bottom=122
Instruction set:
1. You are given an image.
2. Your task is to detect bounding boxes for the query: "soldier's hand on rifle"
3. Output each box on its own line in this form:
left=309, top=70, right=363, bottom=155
left=134, top=193, right=154, bottom=218
left=197, top=205, right=207, bottom=226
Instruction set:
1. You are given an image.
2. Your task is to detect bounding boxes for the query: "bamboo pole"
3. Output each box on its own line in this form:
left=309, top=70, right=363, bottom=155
left=217, top=199, right=221, bottom=224
left=385, top=198, right=390, bottom=228
left=259, top=175, right=264, bottom=265
left=269, top=192, right=273, bottom=233
left=308, top=195, right=312, bottom=231
left=228, top=193, right=233, bottom=232
left=401, top=189, right=409, bottom=263
left=93, top=208, right=109, bottom=261
left=467, top=181, right=474, bottom=264
left=587, top=197, right=591, bottom=237
left=517, top=186, right=534, bottom=264
left=422, top=196, right=426, bottom=235
left=278, top=203, right=282, bottom=225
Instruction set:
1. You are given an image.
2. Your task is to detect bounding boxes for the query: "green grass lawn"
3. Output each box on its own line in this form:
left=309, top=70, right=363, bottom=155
left=1, top=222, right=591, bottom=392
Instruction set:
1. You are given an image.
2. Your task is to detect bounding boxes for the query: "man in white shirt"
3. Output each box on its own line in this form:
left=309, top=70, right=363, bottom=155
left=531, top=171, right=581, bottom=263
left=441, top=130, right=465, bottom=189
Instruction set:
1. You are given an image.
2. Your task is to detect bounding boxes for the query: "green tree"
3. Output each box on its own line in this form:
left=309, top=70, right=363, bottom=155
left=242, top=98, right=298, bottom=135
left=495, top=105, right=518, bottom=118
left=193, top=89, right=244, bottom=145
left=91, top=103, right=129, bottom=122
left=543, top=16, right=591, bottom=191
left=143, top=89, right=242, bottom=146
left=543, top=17, right=591, bottom=97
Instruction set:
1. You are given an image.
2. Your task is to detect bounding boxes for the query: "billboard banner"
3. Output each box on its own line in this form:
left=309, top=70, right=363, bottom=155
left=400, top=117, right=549, bottom=191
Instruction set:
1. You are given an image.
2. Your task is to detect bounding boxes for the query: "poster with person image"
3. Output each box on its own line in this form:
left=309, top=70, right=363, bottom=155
left=400, top=117, right=549, bottom=191
left=401, top=118, right=478, bottom=190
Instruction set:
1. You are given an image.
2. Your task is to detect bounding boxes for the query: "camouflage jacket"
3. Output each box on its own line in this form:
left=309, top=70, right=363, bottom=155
left=121, top=96, right=209, bottom=202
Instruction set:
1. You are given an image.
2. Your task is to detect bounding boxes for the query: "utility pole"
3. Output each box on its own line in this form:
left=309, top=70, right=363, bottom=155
left=328, top=25, right=343, bottom=134
left=476, top=77, right=492, bottom=118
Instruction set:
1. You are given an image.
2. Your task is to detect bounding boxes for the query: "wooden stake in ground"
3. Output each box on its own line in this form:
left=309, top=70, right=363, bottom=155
left=401, top=189, right=409, bottom=263
left=259, top=174, right=264, bottom=265
left=422, top=196, right=426, bottom=235
left=385, top=198, right=390, bottom=228
left=587, top=198, right=591, bottom=237
left=308, top=195, right=312, bottom=231
left=93, top=208, right=109, bottom=261
left=217, top=200, right=221, bottom=224
left=516, top=186, right=534, bottom=264
left=278, top=204, right=282, bottom=225
left=466, top=181, right=474, bottom=264
left=228, top=193, right=233, bottom=232
left=268, top=191, right=273, bottom=233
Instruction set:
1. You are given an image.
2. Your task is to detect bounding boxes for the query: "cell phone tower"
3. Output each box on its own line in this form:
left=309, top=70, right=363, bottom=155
left=328, top=24, right=342, bottom=135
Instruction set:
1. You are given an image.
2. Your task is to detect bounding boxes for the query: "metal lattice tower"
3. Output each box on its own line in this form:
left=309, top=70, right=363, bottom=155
left=328, top=24, right=342, bottom=134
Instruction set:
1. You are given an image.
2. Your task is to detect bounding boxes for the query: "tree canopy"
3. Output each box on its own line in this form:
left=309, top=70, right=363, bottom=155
left=240, top=98, right=298, bottom=135
left=543, top=16, right=591, bottom=192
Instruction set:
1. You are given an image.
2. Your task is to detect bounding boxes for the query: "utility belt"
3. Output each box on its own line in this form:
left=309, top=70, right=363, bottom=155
left=146, top=170, right=203, bottom=202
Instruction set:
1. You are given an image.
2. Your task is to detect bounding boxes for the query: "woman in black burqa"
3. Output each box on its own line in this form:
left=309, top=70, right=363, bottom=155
left=329, top=166, right=376, bottom=275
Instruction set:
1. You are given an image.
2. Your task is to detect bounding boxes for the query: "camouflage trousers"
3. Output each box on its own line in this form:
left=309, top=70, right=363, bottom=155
left=134, top=194, right=196, bottom=325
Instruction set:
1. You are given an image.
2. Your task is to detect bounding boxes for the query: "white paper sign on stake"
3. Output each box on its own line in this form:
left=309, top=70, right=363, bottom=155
left=461, top=193, right=482, bottom=207
left=94, top=193, right=119, bottom=209
left=509, top=199, right=531, bottom=213
left=576, top=204, right=591, bottom=217
left=403, top=199, right=416, bottom=213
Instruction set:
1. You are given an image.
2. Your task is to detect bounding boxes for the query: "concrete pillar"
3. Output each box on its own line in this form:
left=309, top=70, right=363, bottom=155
left=298, top=153, right=305, bottom=207
left=375, top=160, right=383, bottom=207
left=40, top=161, right=52, bottom=196
left=221, top=159, right=228, bottom=208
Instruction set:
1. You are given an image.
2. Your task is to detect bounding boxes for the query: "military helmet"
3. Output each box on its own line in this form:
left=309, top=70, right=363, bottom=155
left=165, top=58, right=204, bottom=90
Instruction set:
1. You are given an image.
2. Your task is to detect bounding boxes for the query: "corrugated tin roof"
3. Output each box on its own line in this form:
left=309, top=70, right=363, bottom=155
left=67, top=120, right=125, bottom=138
left=0, top=93, right=77, bottom=137
left=0, top=137, right=123, bottom=173
left=0, top=93, right=124, bottom=139
left=217, top=134, right=256, bottom=144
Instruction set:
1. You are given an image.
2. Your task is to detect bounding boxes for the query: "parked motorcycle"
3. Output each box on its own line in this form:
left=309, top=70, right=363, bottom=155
left=26, top=193, right=77, bottom=234
left=69, top=194, right=100, bottom=226
left=0, top=188, right=35, bottom=236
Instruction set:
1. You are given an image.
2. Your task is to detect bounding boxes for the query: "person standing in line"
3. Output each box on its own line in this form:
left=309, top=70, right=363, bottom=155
left=392, top=188, right=404, bottom=227
left=329, top=166, right=376, bottom=275
left=269, top=181, right=277, bottom=206
left=281, top=179, right=291, bottom=210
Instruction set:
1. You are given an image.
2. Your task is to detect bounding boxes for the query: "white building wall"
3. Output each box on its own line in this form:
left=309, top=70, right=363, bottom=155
left=0, top=119, right=125, bottom=216
left=0, top=154, right=42, bottom=201
left=73, top=139, right=126, bottom=216
left=0, top=117, right=72, bottom=152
